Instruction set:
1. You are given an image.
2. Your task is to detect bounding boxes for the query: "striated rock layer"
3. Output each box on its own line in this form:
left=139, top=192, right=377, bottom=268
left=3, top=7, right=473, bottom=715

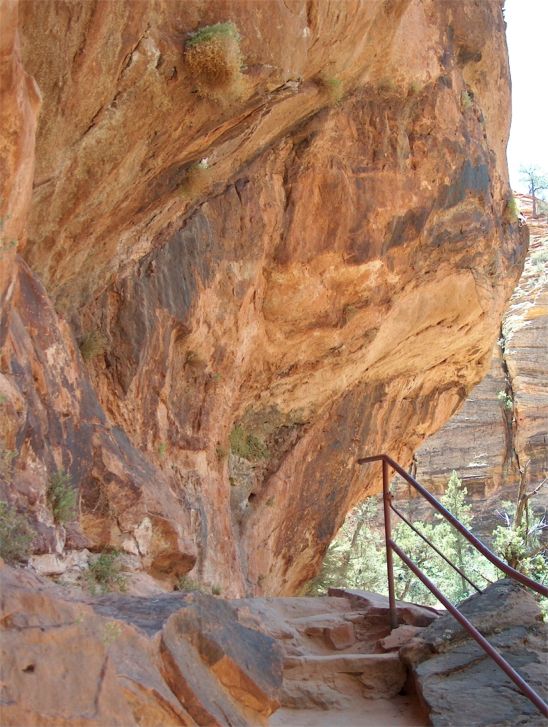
left=414, top=197, right=547, bottom=535
left=1, top=0, right=526, bottom=595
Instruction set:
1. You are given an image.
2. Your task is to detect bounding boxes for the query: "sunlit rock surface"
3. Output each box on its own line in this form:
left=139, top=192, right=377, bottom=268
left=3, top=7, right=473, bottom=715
left=415, top=196, right=547, bottom=535
left=1, top=0, right=525, bottom=596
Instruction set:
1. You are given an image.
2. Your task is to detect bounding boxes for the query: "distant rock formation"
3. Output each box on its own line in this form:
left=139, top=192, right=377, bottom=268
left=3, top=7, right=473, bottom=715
left=414, top=197, right=547, bottom=536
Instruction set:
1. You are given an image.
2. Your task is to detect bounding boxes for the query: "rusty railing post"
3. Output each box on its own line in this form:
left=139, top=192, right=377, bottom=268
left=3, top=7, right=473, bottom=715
left=382, top=457, right=398, bottom=629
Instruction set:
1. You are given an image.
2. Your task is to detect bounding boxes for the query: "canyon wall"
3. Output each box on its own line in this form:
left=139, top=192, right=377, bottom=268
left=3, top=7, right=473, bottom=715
left=1, top=0, right=526, bottom=595
left=414, top=197, right=547, bottom=535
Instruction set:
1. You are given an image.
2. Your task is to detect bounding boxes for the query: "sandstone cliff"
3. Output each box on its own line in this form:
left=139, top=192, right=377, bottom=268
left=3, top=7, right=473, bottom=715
left=1, top=0, right=526, bottom=596
left=414, top=195, right=547, bottom=535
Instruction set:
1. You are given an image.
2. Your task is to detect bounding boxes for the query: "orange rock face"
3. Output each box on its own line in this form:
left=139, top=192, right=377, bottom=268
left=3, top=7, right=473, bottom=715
left=1, top=0, right=525, bottom=595
left=415, top=199, right=547, bottom=534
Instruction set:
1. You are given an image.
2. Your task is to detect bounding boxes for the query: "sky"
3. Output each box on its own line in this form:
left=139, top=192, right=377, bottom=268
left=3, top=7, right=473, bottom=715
left=505, top=0, right=548, bottom=194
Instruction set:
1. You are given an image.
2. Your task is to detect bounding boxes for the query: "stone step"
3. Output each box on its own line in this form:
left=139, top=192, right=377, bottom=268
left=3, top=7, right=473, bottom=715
left=261, top=596, right=355, bottom=619
left=328, top=587, right=440, bottom=627
left=284, top=651, right=407, bottom=699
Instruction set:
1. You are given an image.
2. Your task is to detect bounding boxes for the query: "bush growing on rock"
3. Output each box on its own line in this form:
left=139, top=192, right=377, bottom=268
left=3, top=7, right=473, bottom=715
left=47, top=470, right=77, bottom=524
left=317, top=74, right=344, bottom=105
left=184, top=21, right=245, bottom=103
left=85, top=550, right=127, bottom=594
left=78, top=330, right=107, bottom=361
left=229, top=424, right=268, bottom=461
left=0, top=502, right=34, bottom=564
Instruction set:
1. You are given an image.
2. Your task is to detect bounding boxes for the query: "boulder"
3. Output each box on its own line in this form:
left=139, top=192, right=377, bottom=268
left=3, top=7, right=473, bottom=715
left=401, top=580, right=548, bottom=726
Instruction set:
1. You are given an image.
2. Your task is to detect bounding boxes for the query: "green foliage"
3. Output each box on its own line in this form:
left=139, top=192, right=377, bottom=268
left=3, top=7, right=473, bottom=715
left=308, top=497, right=387, bottom=596
left=47, top=470, right=77, bottom=524
left=101, top=621, right=122, bottom=645
left=318, top=75, right=344, bottom=104
left=497, top=390, right=514, bottom=411
left=378, top=78, right=397, bottom=94
left=491, top=499, right=547, bottom=585
left=229, top=424, right=269, bottom=461
left=0, top=448, right=17, bottom=480
left=0, top=501, right=34, bottom=563
left=311, top=472, right=499, bottom=606
left=211, top=584, right=222, bottom=596
left=461, top=89, right=473, bottom=110
left=408, top=80, right=422, bottom=96
left=186, top=21, right=240, bottom=48
left=503, top=196, right=520, bottom=224
left=175, top=575, right=208, bottom=592
left=530, top=249, right=548, bottom=270
left=79, top=331, right=107, bottom=361
left=85, top=551, right=127, bottom=594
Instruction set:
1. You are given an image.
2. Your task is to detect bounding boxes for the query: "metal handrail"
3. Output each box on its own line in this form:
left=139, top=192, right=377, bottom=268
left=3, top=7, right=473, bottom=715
left=358, top=454, right=548, bottom=597
left=358, top=453, right=548, bottom=718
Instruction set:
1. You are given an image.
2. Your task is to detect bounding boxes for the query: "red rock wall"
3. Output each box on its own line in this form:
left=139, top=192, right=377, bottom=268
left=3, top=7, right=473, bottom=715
left=0, top=0, right=526, bottom=595
left=414, top=204, right=547, bottom=535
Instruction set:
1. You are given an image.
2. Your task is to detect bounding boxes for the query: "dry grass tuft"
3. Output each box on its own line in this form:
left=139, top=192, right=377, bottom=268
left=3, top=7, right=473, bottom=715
left=185, top=22, right=245, bottom=104
left=79, top=331, right=107, bottom=361
left=317, top=75, right=344, bottom=105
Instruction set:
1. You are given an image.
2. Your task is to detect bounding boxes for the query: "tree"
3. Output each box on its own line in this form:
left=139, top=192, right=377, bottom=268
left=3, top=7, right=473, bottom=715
left=520, top=165, right=548, bottom=218
left=492, top=472, right=547, bottom=585
left=311, top=471, right=547, bottom=608
left=309, top=472, right=497, bottom=606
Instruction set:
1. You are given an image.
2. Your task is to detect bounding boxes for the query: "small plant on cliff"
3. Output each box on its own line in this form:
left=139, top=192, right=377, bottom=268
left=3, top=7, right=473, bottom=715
left=461, top=89, right=473, bottom=110
left=497, top=390, right=514, bottom=411
left=85, top=550, right=127, bottom=594
left=184, top=21, right=245, bottom=103
left=175, top=575, right=208, bottom=592
left=503, top=196, right=520, bottom=224
left=47, top=470, right=77, bottom=524
left=79, top=330, right=107, bottom=361
left=0, top=448, right=17, bottom=480
left=0, top=501, right=34, bottom=564
left=229, top=424, right=269, bottom=461
left=317, top=75, right=344, bottom=105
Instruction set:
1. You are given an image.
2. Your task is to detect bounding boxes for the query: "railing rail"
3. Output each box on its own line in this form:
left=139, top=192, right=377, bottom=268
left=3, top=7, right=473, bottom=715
left=358, top=453, right=548, bottom=718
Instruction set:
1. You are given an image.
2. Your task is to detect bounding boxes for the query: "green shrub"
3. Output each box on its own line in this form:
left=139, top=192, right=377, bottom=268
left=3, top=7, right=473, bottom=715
left=497, top=390, right=513, bottom=411
left=175, top=575, right=207, bottom=592
left=318, top=75, right=344, bottom=105
left=503, top=196, right=520, bottom=224
left=47, top=470, right=77, bottom=524
left=0, top=501, right=34, bottom=563
left=530, top=249, right=548, bottom=269
left=85, top=550, right=127, bottom=594
left=184, top=21, right=245, bottom=103
left=79, top=331, right=107, bottom=361
left=229, top=424, right=268, bottom=461
left=0, top=448, right=16, bottom=480
left=461, top=89, right=473, bottom=109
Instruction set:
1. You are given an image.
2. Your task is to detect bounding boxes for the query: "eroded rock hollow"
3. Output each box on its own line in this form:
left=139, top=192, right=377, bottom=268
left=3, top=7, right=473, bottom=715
left=0, top=0, right=526, bottom=596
